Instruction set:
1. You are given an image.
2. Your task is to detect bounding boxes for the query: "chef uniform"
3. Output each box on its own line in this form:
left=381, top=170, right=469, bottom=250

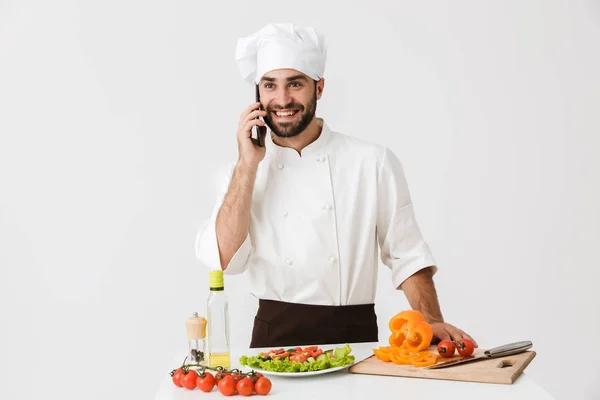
left=196, top=23, right=438, bottom=348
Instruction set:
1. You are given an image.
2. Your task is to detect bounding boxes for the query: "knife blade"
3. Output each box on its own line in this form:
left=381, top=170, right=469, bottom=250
left=425, top=340, right=533, bottom=369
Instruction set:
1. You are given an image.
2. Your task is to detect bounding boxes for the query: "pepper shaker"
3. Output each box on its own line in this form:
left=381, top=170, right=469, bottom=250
left=185, top=312, right=207, bottom=365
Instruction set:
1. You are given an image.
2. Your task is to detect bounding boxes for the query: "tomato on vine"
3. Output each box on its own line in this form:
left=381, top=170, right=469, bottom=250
left=170, top=361, right=272, bottom=396
left=255, top=376, right=272, bottom=395
left=217, top=374, right=236, bottom=396
left=236, top=376, right=255, bottom=396
left=196, top=371, right=216, bottom=392
left=171, top=368, right=184, bottom=387
left=179, top=369, right=198, bottom=390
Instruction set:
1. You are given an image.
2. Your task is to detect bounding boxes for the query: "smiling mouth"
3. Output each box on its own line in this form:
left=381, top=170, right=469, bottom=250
left=272, top=110, right=300, bottom=119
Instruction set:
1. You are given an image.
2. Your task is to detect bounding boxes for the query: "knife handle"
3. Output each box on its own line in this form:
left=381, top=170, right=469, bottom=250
left=484, top=341, right=532, bottom=358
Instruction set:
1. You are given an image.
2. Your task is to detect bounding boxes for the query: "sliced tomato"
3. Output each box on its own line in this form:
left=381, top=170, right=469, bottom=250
left=274, top=348, right=285, bottom=354
left=302, top=346, right=318, bottom=352
left=295, top=347, right=303, bottom=352
left=310, top=349, right=323, bottom=358
left=290, top=353, right=308, bottom=363
left=272, top=352, right=290, bottom=359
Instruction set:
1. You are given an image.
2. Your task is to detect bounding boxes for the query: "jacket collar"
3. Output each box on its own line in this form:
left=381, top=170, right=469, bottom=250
left=267, top=117, right=331, bottom=160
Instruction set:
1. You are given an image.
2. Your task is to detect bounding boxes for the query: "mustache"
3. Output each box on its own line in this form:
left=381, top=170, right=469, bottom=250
left=267, top=103, right=304, bottom=112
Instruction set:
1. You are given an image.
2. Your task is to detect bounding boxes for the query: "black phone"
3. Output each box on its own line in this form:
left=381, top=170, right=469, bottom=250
left=255, top=84, right=264, bottom=147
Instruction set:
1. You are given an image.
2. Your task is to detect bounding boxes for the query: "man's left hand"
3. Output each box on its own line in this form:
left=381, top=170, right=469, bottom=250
left=430, top=322, right=478, bottom=347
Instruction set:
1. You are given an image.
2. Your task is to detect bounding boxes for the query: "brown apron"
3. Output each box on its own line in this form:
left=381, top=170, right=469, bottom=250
left=250, top=299, right=378, bottom=348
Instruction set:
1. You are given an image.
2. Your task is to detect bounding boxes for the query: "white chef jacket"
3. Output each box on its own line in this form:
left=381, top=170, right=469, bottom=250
left=195, top=118, right=437, bottom=306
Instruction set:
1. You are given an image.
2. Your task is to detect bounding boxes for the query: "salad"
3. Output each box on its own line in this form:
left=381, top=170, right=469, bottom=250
left=239, top=344, right=355, bottom=373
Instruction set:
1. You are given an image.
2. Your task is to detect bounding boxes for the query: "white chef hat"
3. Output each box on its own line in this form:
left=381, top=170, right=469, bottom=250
left=235, top=23, right=327, bottom=84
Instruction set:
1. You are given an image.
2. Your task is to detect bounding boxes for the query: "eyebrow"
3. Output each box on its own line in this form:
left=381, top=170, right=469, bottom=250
left=260, top=75, right=309, bottom=83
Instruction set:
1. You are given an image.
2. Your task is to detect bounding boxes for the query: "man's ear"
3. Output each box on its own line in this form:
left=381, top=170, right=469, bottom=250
left=316, top=78, right=325, bottom=100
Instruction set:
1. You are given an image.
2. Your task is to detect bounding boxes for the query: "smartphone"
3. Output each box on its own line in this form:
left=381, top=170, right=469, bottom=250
left=255, top=84, right=264, bottom=147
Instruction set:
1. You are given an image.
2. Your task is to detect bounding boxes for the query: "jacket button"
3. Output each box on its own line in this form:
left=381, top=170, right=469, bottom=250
left=286, top=259, right=293, bottom=265
left=328, top=256, right=336, bottom=263
left=277, top=163, right=284, bottom=169
left=323, top=203, right=332, bottom=210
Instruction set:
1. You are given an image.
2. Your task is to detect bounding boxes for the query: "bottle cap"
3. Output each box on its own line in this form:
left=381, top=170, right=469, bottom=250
left=185, top=311, right=207, bottom=340
left=209, top=270, right=224, bottom=290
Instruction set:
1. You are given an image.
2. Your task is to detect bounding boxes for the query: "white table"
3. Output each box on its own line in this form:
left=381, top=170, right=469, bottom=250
left=154, top=342, right=555, bottom=399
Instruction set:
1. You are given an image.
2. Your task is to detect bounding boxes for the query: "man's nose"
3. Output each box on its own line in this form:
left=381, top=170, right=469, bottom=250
left=273, top=88, right=293, bottom=107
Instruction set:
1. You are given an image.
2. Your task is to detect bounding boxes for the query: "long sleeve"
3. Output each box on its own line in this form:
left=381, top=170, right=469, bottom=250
left=376, top=148, right=437, bottom=289
left=195, top=163, right=253, bottom=275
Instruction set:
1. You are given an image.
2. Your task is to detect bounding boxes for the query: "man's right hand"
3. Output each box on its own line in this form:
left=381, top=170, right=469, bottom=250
left=237, top=102, right=267, bottom=169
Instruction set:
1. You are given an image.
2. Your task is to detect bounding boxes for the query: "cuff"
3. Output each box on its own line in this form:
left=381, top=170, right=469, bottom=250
left=391, top=246, right=438, bottom=290
left=195, top=217, right=252, bottom=275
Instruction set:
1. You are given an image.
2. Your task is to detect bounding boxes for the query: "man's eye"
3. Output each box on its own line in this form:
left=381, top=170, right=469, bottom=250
left=264, top=84, right=274, bottom=89
left=289, top=82, right=301, bottom=88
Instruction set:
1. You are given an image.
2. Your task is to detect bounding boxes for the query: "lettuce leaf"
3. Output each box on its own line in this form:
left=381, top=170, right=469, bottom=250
left=239, top=344, right=355, bottom=373
left=331, top=343, right=355, bottom=367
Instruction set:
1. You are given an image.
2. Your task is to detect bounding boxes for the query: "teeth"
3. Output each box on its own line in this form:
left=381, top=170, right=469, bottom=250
left=276, top=111, right=296, bottom=117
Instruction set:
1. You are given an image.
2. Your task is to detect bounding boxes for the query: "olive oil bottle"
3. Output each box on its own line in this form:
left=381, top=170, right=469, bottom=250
left=206, top=270, right=231, bottom=368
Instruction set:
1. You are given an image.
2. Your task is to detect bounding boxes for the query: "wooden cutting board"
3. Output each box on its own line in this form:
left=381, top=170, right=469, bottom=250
left=349, top=346, right=536, bottom=384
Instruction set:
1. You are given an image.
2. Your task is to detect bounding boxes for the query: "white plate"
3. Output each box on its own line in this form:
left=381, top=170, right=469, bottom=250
left=248, top=364, right=352, bottom=377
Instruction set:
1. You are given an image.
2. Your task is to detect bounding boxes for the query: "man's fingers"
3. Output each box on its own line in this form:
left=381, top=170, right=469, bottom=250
left=242, top=110, right=267, bottom=126
left=449, top=327, right=479, bottom=348
left=239, top=119, right=266, bottom=139
left=445, top=326, right=466, bottom=343
left=436, top=328, right=452, bottom=342
left=432, top=323, right=478, bottom=348
left=457, top=329, right=478, bottom=347
left=241, top=102, right=262, bottom=120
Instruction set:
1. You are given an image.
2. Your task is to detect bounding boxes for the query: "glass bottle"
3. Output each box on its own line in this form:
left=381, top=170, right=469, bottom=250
left=206, top=270, right=230, bottom=368
left=185, top=312, right=207, bottom=365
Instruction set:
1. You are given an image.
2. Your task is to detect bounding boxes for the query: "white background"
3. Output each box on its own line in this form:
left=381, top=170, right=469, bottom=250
left=1, top=1, right=599, bottom=399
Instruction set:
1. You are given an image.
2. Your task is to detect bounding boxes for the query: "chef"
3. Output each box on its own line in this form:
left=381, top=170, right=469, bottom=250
left=196, top=23, right=477, bottom=349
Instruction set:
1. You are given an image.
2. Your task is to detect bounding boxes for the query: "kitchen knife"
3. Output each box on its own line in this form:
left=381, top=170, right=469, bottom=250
left=425, top=340, right=533, bottom=369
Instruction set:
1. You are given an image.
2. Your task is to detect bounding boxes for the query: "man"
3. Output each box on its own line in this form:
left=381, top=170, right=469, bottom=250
left=196, top=23, right=477, bottom=349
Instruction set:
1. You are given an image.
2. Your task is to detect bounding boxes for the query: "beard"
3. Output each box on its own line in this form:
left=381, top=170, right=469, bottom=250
left=263, top=88, right=317, bottom=139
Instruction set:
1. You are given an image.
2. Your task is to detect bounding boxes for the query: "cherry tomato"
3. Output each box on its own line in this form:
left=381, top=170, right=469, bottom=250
left=456, top=339, right=475, bottom=357
left=255, top=377, right=272, bottom=396
left=171, top=368, right=184, bottom=387
left=231, top=373, right=243, bottom=382
left=196, top=372, right=216, bottom=392
left=217, top=375, right=236, bottom=396
left=437, top=340, right=455, bottom=358
left=236, top=376, right=255, bottom=396
left=180, top=369, right=198, bottom=390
